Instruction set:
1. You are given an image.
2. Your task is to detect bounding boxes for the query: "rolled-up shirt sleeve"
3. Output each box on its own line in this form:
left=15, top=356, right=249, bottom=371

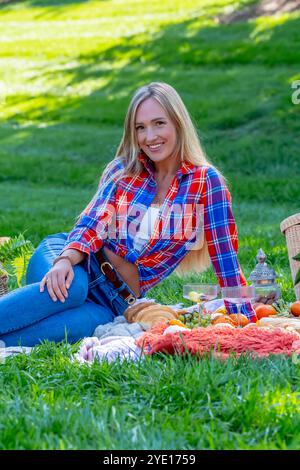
left=201, top=166, right=256, bottom=321
left=59, top=158, right=123, bottom=269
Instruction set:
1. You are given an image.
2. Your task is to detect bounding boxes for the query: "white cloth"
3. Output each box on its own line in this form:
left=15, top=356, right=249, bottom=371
left=73, top=336, right=143, bottom=364
left=0, top=346, right=32, bottom=361
left=133, top=205, right=160, bottom=251
left=73, top=314, right=146, bottom=364
left=93, top=315, right=145, bottom=339
left=203, top=299, right=224, bottom=313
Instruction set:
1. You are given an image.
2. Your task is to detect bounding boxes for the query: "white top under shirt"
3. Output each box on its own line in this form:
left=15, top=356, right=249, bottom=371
left=133, top=205, right=161, bottom=252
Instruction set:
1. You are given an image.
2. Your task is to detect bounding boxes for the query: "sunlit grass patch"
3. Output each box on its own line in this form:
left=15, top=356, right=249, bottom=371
left=0, top=0, right=300, bottom=450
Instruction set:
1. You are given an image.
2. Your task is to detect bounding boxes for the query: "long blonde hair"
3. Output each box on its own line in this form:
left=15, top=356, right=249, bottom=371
left=101, top=82, right=225, bottom=275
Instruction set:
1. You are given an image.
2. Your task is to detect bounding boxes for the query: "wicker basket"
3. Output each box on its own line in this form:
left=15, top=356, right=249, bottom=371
left=0, top=273, right=8, bottom=297
left=0, top=237, right=10, bottom=297
left=280, top=213, right=300, bottom=301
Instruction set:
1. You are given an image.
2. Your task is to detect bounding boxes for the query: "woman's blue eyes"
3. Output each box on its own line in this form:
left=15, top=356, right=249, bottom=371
left=136, top=121, right=165, bottom=130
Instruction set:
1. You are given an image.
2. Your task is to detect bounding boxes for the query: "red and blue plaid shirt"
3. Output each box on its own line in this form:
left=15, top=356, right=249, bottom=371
left=61, top=153, right=256, bottom=321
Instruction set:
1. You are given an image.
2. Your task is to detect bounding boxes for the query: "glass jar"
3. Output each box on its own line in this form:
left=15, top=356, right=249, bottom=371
left=252, top=281, right=281, bottom=305
left=248, top=248, right=281, bottom=305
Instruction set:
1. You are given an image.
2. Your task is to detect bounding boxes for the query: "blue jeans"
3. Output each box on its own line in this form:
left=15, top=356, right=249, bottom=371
left=0, top=232, right=138, bottom=347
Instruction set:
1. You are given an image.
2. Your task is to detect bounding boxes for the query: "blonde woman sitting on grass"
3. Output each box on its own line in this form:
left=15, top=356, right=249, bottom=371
left=0, top=82, right=256, bottom=346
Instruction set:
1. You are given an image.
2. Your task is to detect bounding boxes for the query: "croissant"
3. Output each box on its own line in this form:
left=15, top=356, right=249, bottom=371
left=125, top=303, right=178, bottom=327
left=124, top=301, right=157, bottom=322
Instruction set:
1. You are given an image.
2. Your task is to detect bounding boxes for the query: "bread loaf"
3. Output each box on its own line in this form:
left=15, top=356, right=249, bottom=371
left=125, top=302, right=178, bottom=326
left=258, top=316, right=300, bottom=333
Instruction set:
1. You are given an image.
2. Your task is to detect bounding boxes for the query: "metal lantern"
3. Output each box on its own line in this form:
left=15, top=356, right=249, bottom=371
left=248, top=248, right=281, bottom=305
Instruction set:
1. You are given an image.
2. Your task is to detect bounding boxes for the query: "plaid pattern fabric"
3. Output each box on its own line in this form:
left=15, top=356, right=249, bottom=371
left=61, top=153, right=256, bottom=321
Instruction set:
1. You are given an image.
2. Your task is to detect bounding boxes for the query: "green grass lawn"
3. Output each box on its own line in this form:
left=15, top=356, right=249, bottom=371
left=0, top=0, right=300, bottom=450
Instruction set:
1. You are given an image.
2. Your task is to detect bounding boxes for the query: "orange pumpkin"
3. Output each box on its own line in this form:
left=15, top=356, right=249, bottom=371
left=169, top=319, right=188, bottom=328
left=291, top=301, right=300, bottom=317
left=253, top=302, right=264, bottom=310
left=255, top=304, right=277, bottom=320
left=212, top=316, right=236, bottom=327
left=229, top=313, right=250, bottom=327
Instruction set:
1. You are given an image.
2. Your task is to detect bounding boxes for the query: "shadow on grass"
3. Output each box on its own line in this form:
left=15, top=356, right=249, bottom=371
left=1, top=12, right=293, bottom=131
left=19, top=11, right=300, bottom=116
left=0, top=7, right=300, bottom=231
left=8, top=10, right=298, bottom=149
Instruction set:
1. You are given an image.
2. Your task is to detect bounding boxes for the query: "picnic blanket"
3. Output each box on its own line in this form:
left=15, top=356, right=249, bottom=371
left=73, top=299, right=186, bottom=364
left=135, top=322, right=300, bottom=359
left=3, top=298, right=300, bottom=363
left=73, top=298, right=201, bottom=364
left=73, top=335, right=143, bottom=364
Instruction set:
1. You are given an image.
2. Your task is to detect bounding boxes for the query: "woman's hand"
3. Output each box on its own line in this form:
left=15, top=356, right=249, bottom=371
left=40, top=259, right=74, bottom=303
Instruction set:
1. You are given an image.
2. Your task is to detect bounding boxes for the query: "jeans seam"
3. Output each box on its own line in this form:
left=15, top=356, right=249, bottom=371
left=0, top=316, right=50, bottom=336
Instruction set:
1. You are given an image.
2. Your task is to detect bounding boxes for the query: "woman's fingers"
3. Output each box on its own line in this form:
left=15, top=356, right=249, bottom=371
left=65, top=268, right=74, bottom=290
left=51, top=274, right=66, bottom=303
left=45, top=276, right=57, bottom=302
left=57, top=272, right=68, bottom=298
left=40, top=265, right=74, bottom=302
left=40, top=276, right=47, bottom=292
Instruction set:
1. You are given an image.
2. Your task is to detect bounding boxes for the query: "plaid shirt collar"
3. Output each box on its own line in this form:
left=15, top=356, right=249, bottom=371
left=137, top=152, right=196, bottom=179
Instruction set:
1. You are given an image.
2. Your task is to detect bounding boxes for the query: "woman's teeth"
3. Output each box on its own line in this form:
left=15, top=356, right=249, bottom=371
left=148, top=143, right=163, bottom=150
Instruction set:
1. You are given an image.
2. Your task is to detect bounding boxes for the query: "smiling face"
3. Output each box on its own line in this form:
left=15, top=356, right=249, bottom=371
left=135, top=97, right=178, bottom=168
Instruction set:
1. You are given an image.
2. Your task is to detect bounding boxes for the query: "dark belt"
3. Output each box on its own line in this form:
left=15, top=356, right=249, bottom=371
left=95, top=250, right=137, bottom=306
